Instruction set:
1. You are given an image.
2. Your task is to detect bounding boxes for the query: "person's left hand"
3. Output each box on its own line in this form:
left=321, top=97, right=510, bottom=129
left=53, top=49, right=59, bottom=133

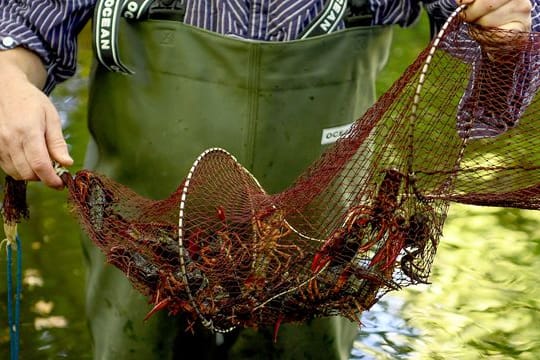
left=459, top=0, right=532, bottom=32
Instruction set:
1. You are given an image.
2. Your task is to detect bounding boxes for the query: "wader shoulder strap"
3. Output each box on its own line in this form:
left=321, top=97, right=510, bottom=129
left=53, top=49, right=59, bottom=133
left=299, top=0, right=348, bottom=39
left=93, top=0, right=368, bottom=75
left=93, top=0, right=154, bottom=73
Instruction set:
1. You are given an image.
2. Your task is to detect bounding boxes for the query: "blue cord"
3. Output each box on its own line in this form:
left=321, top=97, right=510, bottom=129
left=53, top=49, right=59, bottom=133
left=6, top=234, right=21, bottom=360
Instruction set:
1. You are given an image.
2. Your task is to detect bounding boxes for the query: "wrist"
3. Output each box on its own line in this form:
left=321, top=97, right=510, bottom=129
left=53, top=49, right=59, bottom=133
left=0, top=47, right=47, bottom=89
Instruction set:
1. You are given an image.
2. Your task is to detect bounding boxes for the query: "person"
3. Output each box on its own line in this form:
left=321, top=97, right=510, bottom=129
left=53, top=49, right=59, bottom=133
left=0, top=0, right=534, bottom=359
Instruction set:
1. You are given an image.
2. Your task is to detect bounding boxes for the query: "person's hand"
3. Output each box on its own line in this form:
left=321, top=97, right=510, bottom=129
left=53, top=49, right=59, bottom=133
left=0, top=47, right=73, bottom=189
left=459, top=0, right=532, bottom=32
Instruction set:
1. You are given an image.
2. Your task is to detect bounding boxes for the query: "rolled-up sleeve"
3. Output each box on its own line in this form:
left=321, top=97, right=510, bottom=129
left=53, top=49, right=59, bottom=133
left=0, top=0, right=95, bottom=93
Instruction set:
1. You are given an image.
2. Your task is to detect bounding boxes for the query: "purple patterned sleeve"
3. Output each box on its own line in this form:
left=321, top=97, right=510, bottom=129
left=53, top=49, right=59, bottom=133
left=533, top=0, right=540, bottom=32
left=0, top=0, right=94, bottom=93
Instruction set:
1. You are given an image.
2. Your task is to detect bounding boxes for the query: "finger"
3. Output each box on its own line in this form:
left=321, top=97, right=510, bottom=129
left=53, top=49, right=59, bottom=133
left=22, top=130, right=64, bottom=188
left=0, top=152, right=23, bottom=180
left=44, top=104, right=73, bottom=167
left=0, top=116, right=25, bottom=180
left=11, top=151, right=39, bottom=181
left=7, top=136, right=39, bottom=181
left=460, top=0, right=512, bottom=22
left=461, top=0, right=532, bottom=31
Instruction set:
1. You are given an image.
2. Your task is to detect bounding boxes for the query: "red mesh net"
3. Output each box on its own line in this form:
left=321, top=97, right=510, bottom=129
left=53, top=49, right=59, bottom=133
left=53, top=12, right=540, bottom=333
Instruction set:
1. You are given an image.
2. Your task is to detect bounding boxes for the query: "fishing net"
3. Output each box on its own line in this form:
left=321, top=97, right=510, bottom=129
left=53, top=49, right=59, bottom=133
left=5, top=8, right=540, bottom=334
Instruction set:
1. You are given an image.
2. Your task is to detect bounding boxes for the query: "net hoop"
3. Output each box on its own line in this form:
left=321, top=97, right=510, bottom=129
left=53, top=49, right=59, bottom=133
left=178, top=147, right=266, bottom=332
left=408, top=4, right=468, bottom=181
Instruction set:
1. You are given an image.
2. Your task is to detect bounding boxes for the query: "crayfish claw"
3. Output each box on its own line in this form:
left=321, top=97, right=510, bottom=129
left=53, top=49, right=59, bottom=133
left=311, top=253, right=325, bottom=273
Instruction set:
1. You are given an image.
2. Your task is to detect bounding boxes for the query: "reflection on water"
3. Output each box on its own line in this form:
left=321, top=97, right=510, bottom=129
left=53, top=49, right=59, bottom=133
left=1, top=32, right=540, bottom=360
left=352, top=298, right=421, bottom=359
left=398, top=207, right=540, bottom=359
left=351, top=205, right=540, bottom=359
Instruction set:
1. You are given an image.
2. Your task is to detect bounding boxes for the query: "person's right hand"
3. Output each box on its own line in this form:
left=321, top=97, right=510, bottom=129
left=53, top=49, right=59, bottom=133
left=0, top=47, right=73, bottom=189
left=458, top=0, right=532, bottom=32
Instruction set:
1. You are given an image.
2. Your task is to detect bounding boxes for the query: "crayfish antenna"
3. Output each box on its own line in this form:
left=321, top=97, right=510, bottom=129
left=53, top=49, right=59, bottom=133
left=144, top=297, right=171, bottom=321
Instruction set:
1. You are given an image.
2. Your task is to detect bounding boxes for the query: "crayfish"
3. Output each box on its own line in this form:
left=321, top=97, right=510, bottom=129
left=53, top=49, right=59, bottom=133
left=310, top=169, right=407, bottom=298
left=400, top=212, right=438, bottom=284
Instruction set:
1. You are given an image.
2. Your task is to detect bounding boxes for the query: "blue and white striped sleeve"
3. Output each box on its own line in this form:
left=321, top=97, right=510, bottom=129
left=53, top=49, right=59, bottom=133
left=369, top=0, right=458, bottom=34
left=0, top=0, right=95, bottom=93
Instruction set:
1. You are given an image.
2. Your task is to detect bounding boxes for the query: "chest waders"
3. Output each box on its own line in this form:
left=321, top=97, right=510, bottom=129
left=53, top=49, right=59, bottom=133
left=82, top=18, right=392, bottom=360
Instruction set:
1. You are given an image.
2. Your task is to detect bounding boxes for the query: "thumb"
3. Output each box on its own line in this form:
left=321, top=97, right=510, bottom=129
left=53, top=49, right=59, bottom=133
left=44, top=104, right=73, bottom=167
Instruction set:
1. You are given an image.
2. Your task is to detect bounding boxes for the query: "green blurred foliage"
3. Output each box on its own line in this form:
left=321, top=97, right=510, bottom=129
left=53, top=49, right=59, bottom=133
left=376, top=13, right=430, bottom=96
